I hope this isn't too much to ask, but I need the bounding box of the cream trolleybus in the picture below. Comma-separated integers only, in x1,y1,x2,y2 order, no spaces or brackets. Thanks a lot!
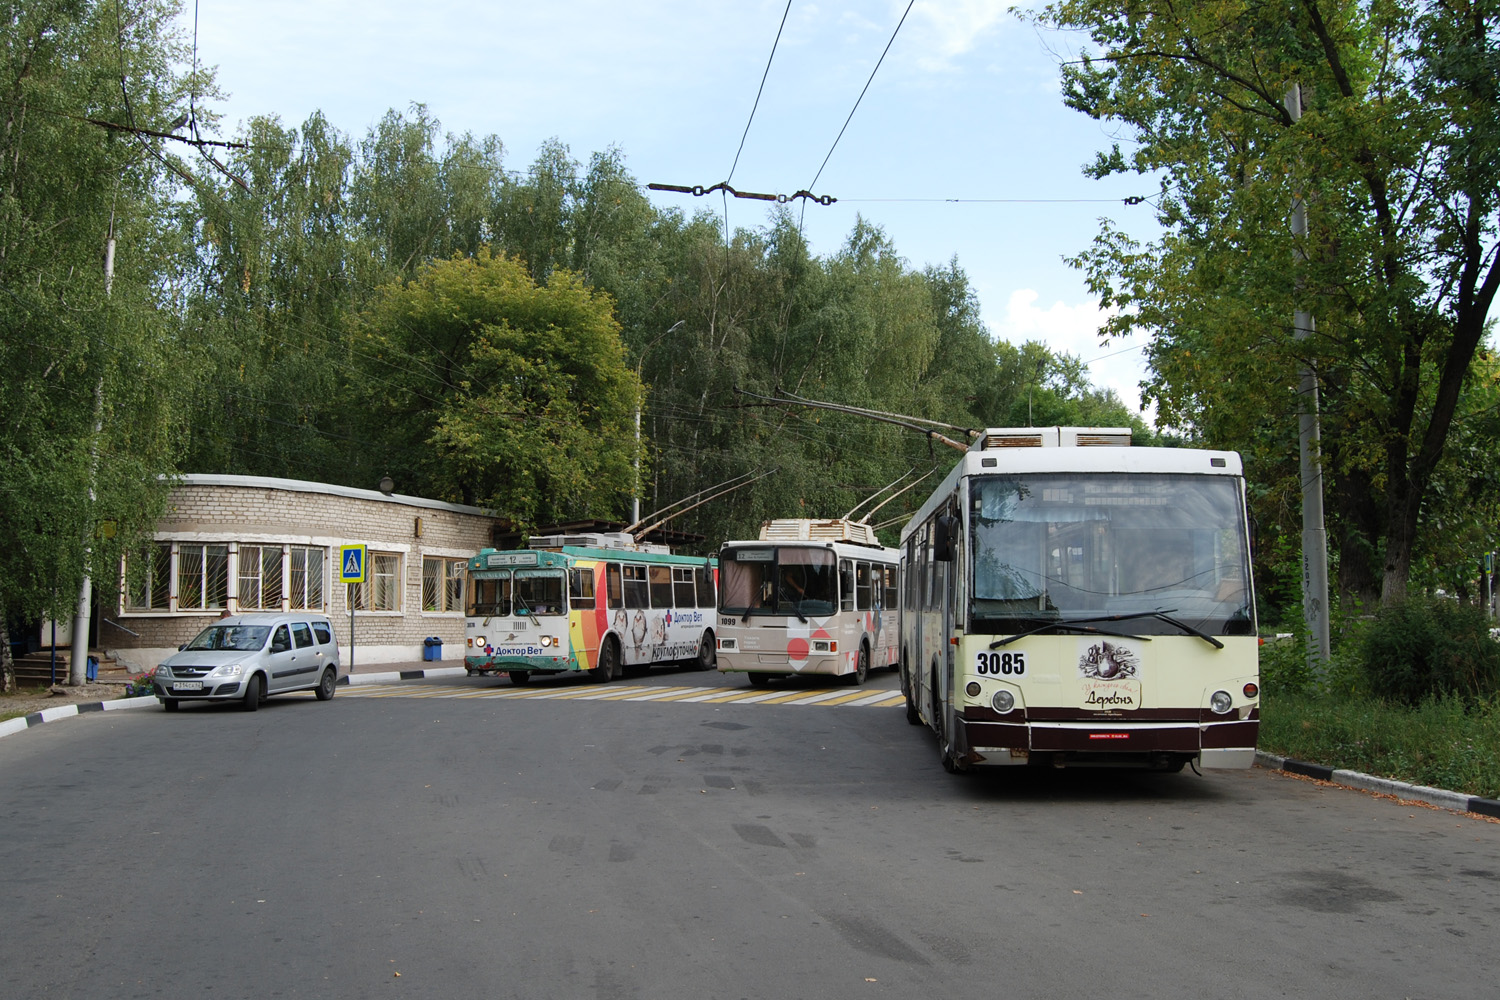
899,428,1259,773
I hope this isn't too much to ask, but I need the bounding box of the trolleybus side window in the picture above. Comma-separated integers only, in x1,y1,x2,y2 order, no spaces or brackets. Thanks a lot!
883,566,898,612
856,562,873,611
695,564,716,608
569,568,596,609
605,563,624,609
839,560,855,612
648,565,673,608
672,567,696,608
623,564,649,609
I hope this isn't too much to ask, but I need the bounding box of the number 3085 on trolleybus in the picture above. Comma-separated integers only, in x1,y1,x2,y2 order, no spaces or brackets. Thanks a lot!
464,532,718,685
900,427,1260,773
715,518,900,687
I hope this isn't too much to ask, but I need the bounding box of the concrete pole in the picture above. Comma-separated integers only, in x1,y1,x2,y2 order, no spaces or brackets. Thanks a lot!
1285,84,1332,673
69,234,113,685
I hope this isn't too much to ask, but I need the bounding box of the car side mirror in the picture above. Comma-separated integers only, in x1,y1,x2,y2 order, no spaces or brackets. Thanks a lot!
178,644,186,651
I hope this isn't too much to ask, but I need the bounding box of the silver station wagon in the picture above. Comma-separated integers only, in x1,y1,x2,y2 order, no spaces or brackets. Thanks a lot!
151,613,342,712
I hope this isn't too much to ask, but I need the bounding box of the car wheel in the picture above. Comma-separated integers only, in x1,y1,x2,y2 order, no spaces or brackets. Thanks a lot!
315,666,337,701
242,673,264,712
163,699,179,713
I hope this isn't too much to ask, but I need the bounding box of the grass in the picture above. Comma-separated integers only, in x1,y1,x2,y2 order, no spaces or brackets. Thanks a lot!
1259,690,1500,800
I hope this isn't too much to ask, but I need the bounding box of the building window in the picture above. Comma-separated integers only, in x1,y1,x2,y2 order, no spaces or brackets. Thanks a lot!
422,557,466,612
239,544,285,611
178,543,229,610
125,543,172,611
288,546,326,610
349,551,401,611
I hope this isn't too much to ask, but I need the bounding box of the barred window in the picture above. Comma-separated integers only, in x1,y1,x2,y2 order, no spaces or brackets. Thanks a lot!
288,546,326,610
126,543,172,611
422,557,466,612
239,544,285,611
178,543,229,610
349,551,401,611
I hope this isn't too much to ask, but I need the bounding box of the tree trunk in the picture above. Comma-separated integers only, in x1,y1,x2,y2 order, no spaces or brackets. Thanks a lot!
1,621,14,694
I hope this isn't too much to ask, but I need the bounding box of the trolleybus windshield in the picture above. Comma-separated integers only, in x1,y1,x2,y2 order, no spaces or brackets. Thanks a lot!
969,473,1253,636
514,569,566,616
719,547,837,618
466,574,512,618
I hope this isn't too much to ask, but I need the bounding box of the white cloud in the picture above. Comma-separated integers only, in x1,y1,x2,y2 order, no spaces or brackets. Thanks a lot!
992,289,1153,418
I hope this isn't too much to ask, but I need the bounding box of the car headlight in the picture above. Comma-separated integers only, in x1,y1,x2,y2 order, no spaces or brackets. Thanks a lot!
1209,690,1234,714
209,664,243,678
154,664,172,679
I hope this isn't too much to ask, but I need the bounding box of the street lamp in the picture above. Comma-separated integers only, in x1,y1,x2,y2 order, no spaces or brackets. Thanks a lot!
378,474,394,496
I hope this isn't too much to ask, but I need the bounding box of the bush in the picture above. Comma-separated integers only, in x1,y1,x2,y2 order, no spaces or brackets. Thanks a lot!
1258,632,1314,696
1356,598,1500,704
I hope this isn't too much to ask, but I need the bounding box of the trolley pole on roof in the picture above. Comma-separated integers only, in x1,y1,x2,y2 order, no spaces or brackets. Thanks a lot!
1286,82,1331,675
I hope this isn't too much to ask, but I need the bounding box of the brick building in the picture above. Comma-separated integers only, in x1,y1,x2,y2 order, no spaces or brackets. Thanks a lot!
105,474,500,670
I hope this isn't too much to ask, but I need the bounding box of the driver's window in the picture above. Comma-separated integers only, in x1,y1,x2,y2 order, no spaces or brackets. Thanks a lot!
272,625,291,652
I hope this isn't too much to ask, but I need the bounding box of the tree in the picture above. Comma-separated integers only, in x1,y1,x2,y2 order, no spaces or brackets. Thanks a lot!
1037,0,1500,603
0,0,197,688
354,248,642,530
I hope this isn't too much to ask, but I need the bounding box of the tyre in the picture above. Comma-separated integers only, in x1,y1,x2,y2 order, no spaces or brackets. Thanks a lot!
162,699,179,713
508,670,531,686
315,666,337,701
748,672,771,688
692,632,716,671
844,645,869,686
242,673,264,712
901,665,921,726
591,639,618,683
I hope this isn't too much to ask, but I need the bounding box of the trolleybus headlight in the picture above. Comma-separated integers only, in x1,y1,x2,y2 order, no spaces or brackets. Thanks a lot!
991,689,1015,713
473,635,486,648
812,640,831,653
1210,690,1234,714
965,681,982,697
539,635,551,647
1243,682,1259,699
718,638,736,651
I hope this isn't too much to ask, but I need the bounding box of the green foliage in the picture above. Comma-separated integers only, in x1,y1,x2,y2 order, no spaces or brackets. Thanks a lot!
355,249,641,531
1031,0,1500,609
1259,691,1500,800
1355,598,1500,705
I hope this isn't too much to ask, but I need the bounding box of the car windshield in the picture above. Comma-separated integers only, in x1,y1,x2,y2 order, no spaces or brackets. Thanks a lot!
184,624,271,651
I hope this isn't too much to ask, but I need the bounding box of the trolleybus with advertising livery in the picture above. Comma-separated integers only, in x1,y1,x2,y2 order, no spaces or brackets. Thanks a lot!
716,518,900,687
900,427,1259,773
464,532,718,685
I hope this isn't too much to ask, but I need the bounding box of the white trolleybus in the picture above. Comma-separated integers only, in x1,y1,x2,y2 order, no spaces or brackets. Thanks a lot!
900,427,1259,773
716,518,900,687
464,532,718,685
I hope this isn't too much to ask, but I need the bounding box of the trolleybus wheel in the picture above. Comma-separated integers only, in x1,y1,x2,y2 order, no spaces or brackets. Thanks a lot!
748,672,772,688
591,640,618,683
692,632,716,671
901,666,921,726
508,670,531,686
844,645,869,686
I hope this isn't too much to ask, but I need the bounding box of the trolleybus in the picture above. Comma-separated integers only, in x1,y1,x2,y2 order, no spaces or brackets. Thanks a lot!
717,519,900,687
464,532,718,685
900,427,1259,773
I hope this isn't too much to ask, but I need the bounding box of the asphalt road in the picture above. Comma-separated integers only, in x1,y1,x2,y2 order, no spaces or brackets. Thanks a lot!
3,666,1496,999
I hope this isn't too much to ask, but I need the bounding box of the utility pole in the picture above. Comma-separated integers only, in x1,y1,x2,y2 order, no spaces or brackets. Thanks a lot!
70,226,113,685
1285,83,1331,674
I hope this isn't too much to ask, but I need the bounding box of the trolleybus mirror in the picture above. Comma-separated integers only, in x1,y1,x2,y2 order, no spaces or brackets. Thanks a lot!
935,514,958,563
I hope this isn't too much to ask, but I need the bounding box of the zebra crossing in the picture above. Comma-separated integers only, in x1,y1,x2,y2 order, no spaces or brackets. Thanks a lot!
341,680,907,710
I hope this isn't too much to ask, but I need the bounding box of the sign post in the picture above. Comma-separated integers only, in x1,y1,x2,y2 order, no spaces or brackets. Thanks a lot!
340,545,367,671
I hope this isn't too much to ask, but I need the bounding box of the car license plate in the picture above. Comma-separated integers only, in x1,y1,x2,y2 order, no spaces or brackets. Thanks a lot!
171,681,203,692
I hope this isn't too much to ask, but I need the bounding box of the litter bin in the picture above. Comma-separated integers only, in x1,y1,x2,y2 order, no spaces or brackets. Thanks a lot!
423,637,442,662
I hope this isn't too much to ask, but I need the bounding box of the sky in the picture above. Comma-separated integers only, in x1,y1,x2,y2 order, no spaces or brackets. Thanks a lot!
181,0,1161,418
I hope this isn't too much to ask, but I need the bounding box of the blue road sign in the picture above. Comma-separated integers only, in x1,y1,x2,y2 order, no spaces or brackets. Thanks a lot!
340,545,367,584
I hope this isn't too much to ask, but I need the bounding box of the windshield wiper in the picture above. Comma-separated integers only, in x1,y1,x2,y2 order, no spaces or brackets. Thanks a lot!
780,603,809,624
988,608,1223,649
513,593,540,627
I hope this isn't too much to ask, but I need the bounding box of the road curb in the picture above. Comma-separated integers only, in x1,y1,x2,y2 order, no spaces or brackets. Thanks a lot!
0,695,161,741
1255,750,1500,819
1,666,470,741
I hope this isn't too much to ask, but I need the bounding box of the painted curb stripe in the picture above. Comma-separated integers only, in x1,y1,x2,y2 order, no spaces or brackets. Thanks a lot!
1255,751,1497,820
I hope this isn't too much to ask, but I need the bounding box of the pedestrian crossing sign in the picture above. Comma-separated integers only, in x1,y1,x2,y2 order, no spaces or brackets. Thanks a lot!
340,545,367,584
